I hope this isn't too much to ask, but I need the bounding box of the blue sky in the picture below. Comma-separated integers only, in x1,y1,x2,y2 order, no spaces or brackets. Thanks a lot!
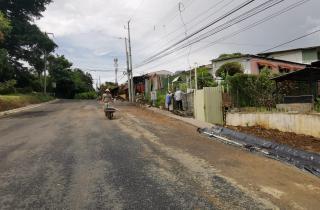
36,0,320,84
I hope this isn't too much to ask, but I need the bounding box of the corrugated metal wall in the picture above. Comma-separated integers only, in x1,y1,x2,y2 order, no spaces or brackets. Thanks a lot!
194,90,206,122
194,87,223,125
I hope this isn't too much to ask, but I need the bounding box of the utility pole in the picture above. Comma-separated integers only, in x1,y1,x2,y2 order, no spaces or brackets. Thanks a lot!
124,37,132,102
127,20,134,102
114,58,118,85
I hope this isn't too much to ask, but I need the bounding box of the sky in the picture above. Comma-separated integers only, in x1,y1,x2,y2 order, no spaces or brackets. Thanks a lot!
36,0,320,84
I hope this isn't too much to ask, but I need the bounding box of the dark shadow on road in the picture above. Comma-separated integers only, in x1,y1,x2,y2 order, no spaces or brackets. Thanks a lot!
8,110,55,119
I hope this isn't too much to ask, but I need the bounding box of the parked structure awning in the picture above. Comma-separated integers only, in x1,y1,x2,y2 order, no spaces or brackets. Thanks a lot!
271,66,320,82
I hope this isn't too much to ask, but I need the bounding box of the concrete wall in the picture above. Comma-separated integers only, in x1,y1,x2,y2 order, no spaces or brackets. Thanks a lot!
267,50,303,63
226,112,320,138
302,48,319,64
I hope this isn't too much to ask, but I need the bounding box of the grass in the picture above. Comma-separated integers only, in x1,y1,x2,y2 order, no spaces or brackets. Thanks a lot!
0,93,54,112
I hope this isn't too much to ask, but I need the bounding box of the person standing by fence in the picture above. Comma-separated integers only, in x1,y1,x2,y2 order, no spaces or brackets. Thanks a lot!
165,91,172,111
174,88,183,111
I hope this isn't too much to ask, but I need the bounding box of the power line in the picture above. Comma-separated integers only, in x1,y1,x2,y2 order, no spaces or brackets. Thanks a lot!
158,0,235,50
137,0,256,66
135,0,310,72
133,0,194,53
136,0,284,68
259,28,320,53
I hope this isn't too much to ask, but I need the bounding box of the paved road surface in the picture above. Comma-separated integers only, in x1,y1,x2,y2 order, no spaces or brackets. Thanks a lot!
0,100,319,209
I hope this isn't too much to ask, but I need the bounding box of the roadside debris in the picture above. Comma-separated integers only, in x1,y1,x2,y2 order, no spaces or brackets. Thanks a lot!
198,126,320,177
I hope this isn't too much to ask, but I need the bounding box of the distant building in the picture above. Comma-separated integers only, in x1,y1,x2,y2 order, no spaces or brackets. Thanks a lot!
259,46,320,64
211,54,306,77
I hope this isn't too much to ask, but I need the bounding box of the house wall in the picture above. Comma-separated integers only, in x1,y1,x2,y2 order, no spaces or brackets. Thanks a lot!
302,48,319,64
266,50,303,63
249,58,305,75
226,112,320,138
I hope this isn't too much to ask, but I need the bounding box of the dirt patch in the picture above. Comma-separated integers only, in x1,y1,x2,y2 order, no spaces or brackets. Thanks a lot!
227,125,320,154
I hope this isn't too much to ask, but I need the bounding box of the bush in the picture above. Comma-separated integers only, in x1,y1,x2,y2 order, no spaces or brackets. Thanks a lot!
216,62,244,79
315,98,320,112
16,87,33,94
156,93,166,107
0,79,16,94
226,69,276,108
74,91,98,100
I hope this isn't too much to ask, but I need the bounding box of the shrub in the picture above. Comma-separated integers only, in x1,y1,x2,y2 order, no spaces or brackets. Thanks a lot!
315,98,320,112
156,93,166,107
0,79,16,94
216,62,244,79
16,87,33,94
74,91,98,100
226,69,276,108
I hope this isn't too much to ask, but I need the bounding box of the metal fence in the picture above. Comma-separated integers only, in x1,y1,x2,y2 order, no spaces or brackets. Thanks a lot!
194,87,224,125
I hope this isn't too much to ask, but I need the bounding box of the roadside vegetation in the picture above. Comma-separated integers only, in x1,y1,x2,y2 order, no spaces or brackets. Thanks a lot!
0,93,53,112
0,1,94,104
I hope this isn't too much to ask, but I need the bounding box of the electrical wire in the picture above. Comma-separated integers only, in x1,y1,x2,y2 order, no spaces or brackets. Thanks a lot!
259,28,320,53
135,0,310,72
136,0,283,68
136,0,257,66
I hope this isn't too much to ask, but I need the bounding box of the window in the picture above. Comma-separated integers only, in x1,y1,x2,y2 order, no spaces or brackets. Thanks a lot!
279,66,290,74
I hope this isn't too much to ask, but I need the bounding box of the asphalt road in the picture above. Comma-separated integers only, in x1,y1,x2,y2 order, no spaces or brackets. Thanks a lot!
0,100,319,209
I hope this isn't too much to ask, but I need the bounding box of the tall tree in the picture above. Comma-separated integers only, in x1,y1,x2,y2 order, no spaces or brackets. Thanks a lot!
0,0,56,70
0,12,11,42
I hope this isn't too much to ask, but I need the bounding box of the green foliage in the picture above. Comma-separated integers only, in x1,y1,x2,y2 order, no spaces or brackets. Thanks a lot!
0,0,59,95
0,12,11,42
179,83,188,92
197,67,217,89
156,93,166,107
0,93,53,112
0,80,16,94
216,62,244,79
315,98,320,112
0,49,14,82
217,53,243,60
226,69,276,108
74,91,98,100
47,55,93,98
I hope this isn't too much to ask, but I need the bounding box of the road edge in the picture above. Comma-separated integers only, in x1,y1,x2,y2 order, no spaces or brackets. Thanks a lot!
0,99,60,118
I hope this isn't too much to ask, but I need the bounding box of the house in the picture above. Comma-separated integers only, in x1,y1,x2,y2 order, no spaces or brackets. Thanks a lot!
259,46,320,64
131,70,172,99
211,54,306,77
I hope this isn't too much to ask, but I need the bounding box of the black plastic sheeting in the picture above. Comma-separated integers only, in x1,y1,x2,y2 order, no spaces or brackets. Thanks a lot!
199,126,320,177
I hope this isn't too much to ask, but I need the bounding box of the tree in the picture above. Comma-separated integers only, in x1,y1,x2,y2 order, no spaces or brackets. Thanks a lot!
197,67,217,89
0,12,11,42
217,53,243,60
0,0,52,21
216,62,244,79
47,55,93,98
1,0,56,72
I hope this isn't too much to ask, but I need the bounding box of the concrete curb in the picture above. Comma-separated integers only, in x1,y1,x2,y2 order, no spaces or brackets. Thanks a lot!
144,105,213,129
0,99,60,118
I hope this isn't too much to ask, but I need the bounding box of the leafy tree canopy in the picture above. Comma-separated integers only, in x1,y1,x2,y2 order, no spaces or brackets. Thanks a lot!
216,62,244,79
0,12,11,42
0,0,52,20
217,53,244,60
197,67,217,89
